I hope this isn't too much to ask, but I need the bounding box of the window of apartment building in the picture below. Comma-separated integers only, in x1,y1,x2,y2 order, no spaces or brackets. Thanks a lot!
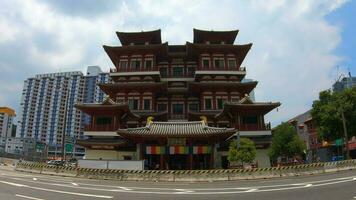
202,58,210,68
143,99,151,110
214,58,225,69
227,58,237,69
119,60,128,71
144,59,153,70
157,103,167,112
172,103,184,115
130,59,141,70
128,99,139,110
159,67,168,77
204,98,212,110
172,66,184,77
188,103,199,111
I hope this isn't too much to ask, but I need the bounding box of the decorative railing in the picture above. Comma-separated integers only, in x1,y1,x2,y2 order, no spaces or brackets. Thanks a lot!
170,114,186,120
84,124,119,132
196,66,246,71
110,67,159,73
238,123,271,131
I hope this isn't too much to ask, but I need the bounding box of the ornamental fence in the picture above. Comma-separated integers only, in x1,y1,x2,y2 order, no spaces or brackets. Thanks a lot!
15,159,356,182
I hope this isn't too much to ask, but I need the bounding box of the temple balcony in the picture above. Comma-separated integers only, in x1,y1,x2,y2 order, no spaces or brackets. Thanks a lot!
238,122,271,131
237,123,272,137
110,67,159,73
84,124,120,132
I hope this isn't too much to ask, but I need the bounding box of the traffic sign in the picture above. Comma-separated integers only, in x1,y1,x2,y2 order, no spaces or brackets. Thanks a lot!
65,143,73,153
35,142,45,153
335,138,343,146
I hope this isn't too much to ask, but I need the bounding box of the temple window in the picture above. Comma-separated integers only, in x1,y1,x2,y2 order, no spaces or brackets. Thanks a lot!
187,67,196,76
172,103,184,115
119,60,128,71
204,97,212,110
144,59,153,70
128,98,139,110
242,116,258,124
202,58,210,68
172,66,184,77
216,97,226,110
231,96,240,102
130,59,141,71
214,58,225,69
227,58,237,69
159,67,168,77
188,103,199,111
157,103,167,112
96,116,112,125
143,99,151,110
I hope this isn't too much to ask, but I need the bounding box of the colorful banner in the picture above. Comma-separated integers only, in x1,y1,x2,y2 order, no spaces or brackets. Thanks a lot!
146,146,212,154
146,146,166,154
169,146,189,154
193,146,212,154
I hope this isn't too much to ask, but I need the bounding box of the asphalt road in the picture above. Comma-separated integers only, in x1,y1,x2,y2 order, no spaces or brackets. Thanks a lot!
0,165,355,200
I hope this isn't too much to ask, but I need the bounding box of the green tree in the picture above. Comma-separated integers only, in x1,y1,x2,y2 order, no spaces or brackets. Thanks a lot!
228,138,256,166
311,87,356,141
269,123,306,162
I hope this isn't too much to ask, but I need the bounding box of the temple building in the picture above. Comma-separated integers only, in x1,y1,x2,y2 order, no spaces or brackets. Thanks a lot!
75,29,280,169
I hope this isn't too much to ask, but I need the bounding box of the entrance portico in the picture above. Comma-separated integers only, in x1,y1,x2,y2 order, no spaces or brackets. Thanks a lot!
117,119,235,170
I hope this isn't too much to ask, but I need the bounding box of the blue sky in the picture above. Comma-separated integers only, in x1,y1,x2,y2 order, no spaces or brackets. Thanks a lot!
0,0,355,126
326,0,356,78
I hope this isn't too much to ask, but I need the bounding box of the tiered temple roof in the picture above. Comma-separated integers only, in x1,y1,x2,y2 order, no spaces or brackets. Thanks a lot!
117,120,236,138
116,29,162,45
193,29,239,44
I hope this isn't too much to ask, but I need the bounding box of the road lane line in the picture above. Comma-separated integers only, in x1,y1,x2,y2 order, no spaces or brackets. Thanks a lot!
32,178,37,181
71,183,78,186
15,194,44,200
0,180,113,199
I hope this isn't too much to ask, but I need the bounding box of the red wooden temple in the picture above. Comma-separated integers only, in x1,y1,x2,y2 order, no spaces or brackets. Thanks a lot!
75,29,280,169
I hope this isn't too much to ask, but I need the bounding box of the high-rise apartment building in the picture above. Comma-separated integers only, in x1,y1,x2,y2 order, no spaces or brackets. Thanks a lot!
0,107,16,138
16,71,85,145
333,74,356,92
16,67,109,154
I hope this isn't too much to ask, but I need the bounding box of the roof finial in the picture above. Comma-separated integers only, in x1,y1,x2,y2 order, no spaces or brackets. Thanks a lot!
200,116,207,125
147,116,154,126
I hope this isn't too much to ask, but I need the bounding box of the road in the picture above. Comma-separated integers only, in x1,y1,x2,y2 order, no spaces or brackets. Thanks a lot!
0,166,355,200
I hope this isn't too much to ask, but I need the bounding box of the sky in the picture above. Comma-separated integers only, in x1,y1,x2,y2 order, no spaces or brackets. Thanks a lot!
0,0,355,126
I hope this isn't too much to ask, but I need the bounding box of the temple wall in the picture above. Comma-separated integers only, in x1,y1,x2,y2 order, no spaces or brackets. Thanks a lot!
85,150,136,160
255,149,271,168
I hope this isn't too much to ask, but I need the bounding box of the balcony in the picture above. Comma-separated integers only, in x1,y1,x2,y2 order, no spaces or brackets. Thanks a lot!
238,123,271,131
84,124,119,132
196,66,246,71
110,67,159,73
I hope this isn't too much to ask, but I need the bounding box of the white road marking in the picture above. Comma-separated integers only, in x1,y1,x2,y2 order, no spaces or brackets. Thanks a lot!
15,194,44,200
32,178,37,181
246,188,258,192
0,180,113,199
304,184,313,187
71,182,78,186
117,186,131,191
0,180,25,187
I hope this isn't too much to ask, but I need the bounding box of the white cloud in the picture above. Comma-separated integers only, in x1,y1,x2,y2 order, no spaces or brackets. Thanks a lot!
0,0,350,126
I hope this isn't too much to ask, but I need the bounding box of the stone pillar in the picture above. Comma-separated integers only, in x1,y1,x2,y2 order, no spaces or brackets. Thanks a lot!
213,143,221,168
136,143,141,160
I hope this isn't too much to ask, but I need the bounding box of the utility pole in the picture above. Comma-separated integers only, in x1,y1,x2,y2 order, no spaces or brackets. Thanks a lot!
341,110,350,159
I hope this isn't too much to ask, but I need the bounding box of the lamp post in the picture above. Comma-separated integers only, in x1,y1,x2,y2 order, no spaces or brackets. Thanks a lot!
341,110,350,160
